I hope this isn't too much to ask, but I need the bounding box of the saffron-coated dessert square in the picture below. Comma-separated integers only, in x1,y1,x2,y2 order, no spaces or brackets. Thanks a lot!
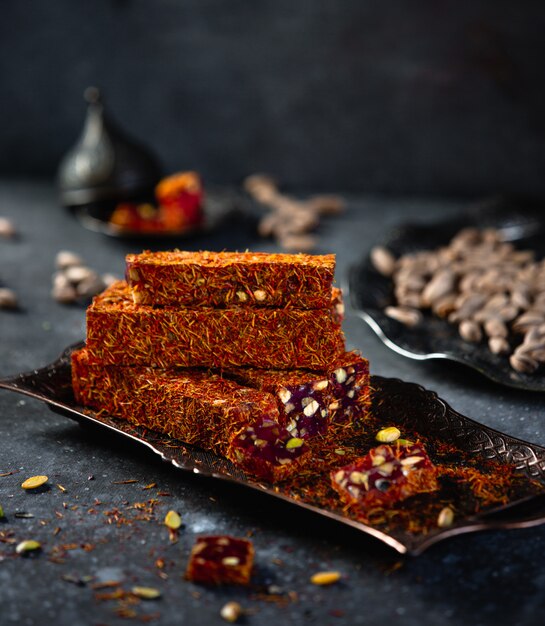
330,442,438,508
125,250,336,308
224,351,370,440
72,347,278,449
85,281,345,370
72,347,309,481
185,535,255,585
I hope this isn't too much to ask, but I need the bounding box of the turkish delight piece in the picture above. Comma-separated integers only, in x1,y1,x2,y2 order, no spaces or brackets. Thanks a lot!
185,535,254,585
227,418,310,482
72,347,277,453
327,353,371,431
330,443,438,508
85,281,345,370
224,351,370,440
72,348,307,481
224,368,330,438
125,250,336,309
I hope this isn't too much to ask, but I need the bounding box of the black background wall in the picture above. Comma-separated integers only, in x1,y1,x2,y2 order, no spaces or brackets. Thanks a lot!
1,0,545,195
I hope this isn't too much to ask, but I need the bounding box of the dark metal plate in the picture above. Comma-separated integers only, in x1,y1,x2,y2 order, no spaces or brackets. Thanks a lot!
348,197,545,391
2,343,545,555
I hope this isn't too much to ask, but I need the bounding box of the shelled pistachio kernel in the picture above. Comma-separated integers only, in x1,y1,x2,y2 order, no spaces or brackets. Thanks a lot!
0,288,18,309
253,289,267,301
437,507,455,528
376,427,401,443
0,217,16,238
16,539,41,555
164,510,182,530
220,601,243,623
310,571,342,586
21,475,48,490
286,437,305,450
55,250,84,270
131,586,161,600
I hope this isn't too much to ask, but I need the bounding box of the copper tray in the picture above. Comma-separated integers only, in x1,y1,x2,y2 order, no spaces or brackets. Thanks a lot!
2,343,545,555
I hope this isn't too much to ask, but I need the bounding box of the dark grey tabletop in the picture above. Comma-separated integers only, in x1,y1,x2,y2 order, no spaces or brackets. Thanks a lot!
1,180,544,626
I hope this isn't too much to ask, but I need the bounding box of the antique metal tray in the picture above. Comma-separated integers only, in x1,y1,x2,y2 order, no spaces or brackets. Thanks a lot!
348,198,545,391
2,343,545,556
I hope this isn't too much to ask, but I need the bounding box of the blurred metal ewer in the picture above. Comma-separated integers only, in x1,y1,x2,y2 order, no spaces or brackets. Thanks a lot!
57,87,162,206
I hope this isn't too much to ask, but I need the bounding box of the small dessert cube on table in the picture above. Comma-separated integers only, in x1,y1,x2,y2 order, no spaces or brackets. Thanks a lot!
186,535,254,585
331,442,438,508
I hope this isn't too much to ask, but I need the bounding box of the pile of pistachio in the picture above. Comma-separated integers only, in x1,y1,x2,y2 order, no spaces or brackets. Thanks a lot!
0,218,117,309
371,227,545,374
52,251,117,304
244,174,344,252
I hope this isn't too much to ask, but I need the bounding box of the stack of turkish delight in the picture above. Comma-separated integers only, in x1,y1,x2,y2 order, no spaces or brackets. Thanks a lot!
72,251,370,482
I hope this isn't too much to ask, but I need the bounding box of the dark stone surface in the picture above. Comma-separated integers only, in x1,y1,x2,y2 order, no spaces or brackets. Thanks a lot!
2,2,545,194
1,180,545,625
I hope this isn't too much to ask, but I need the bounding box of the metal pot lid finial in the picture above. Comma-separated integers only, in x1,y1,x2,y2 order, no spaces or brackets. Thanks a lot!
58,87,162,206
